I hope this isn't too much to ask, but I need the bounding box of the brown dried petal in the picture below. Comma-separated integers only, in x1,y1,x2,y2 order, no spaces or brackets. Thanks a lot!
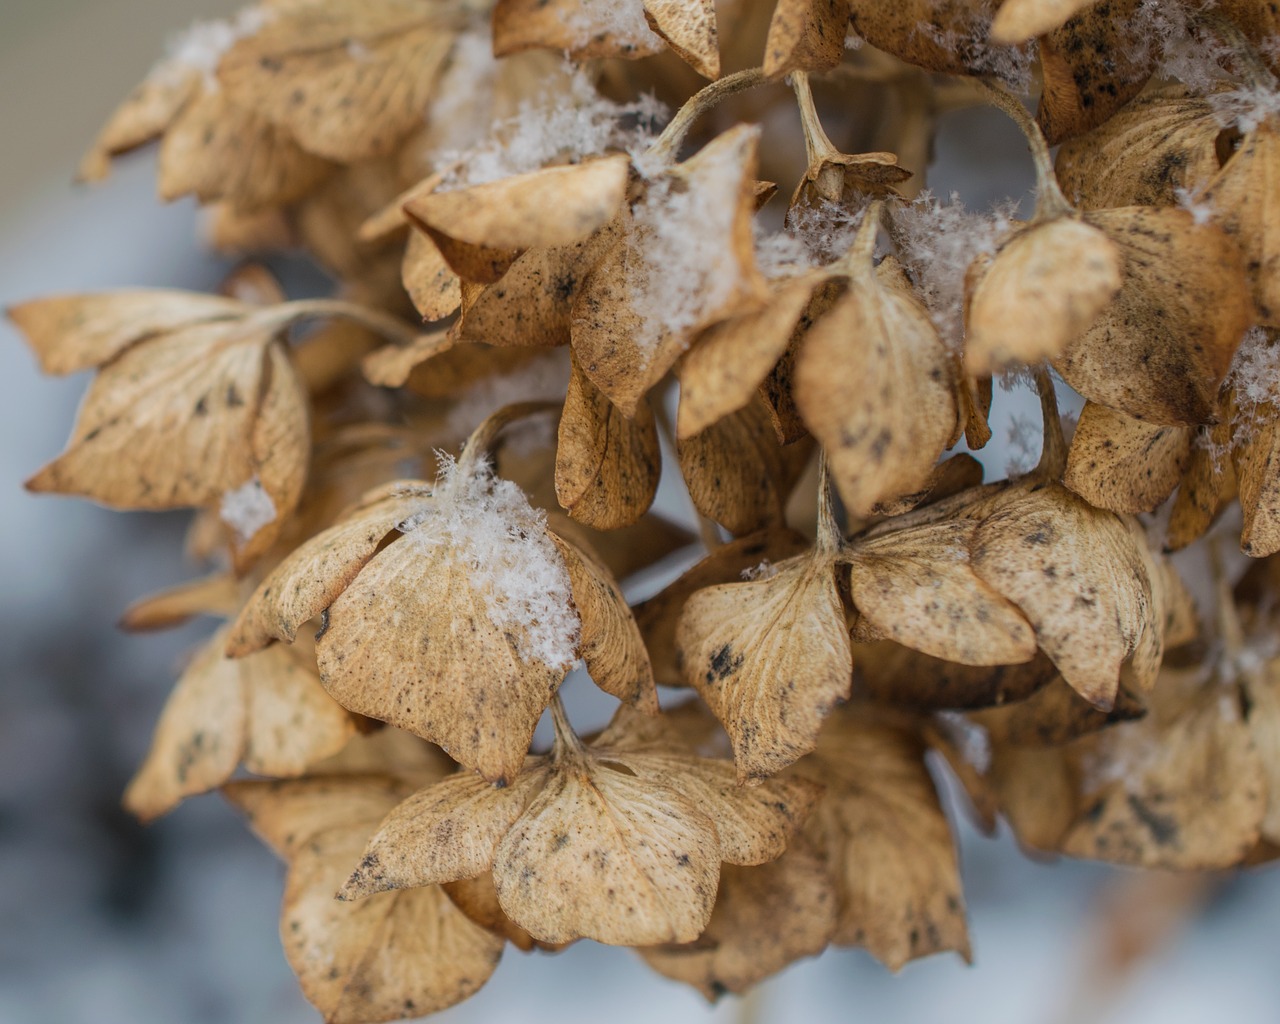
635,529,810,688
340,768,548,898
1035,0,1157,145
677,555,852,782
10,290,245,375
643,0,721,78
965,217,1121,376
227,778,503,1024
971,484,1154,709
803,709,970,970
1055,89,1221,209
402,230,463,322
764,0,853,76
1063,686,1266,868
556,353,661,529
404,157,630,284
677,275,822,440
158,89,333,210
125,629,356,821
218,5,456,162
639,839,837,998
228,486,430,655
1064,402,1194,514
797,262,958,516
679,398,813,537
316,532,567,783
990,0,1101,41
493,760,721,944
549,534,659,712
846,518,1038,666
1200,119,1280,324
1055,207,1252,425
492,0,665,61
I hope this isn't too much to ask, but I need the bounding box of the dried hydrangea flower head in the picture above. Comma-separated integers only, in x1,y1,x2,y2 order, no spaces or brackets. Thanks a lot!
14,0,1280,1018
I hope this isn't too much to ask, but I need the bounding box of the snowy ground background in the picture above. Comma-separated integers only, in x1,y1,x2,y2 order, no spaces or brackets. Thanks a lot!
3,2,1280,1022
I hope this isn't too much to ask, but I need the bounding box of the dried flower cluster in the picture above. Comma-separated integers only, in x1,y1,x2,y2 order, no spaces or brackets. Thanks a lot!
15,0,1280,1020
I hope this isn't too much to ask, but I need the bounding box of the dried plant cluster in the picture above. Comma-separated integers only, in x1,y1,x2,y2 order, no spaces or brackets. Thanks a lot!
15,0,1280,1019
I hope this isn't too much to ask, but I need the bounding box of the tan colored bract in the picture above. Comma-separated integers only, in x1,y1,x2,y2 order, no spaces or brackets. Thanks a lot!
18,0,1280,1018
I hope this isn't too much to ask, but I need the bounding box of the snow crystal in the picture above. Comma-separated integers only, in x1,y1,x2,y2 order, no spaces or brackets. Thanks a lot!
398,455,580,669
440,68,665,190
219,477,276,543
890,190,1018,352
165,7,271,90
1226,326,1280,442
443,350,571,459
740,560,778,581
1175,186,1215,226
754,201,864,278
564,0,663,51
935,711,992,775
625,131,756,357
913,12,1034,90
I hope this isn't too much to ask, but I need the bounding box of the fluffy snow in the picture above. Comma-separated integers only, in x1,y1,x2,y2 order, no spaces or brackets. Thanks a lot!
935,711,992,775
219,476,276,543
440,68,665,190
624,131,754,357
397,454,580,670
754,200,864,278
564,0,663,51
1226,326,1280,440
890,190,1018,353
164,7,271,90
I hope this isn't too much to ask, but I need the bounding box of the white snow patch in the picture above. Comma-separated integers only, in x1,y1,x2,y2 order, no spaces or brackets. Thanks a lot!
891,190,1018,353
754,200,864,278
164,7,271,90
624,130,756,357
1175,186,1215,226
935,711,992,775
740,559,778,581
219,477,276,543
1227,326,1280,440
913,12,1034,89
439,68,665,190
564,0,663,51
397,455,580,669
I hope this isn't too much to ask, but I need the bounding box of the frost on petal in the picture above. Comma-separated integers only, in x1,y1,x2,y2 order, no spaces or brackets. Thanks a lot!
401,455,581,671
440,68,665,190
891,190,1018,352
164,6,272,90
220,476,278,544
565,0,664,51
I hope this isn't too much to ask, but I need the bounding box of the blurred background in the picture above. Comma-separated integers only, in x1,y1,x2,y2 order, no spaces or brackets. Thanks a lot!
3,2,1280,1022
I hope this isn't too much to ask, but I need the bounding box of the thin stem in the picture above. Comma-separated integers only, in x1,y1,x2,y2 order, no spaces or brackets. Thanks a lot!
1209,537,1246,665
644,67,769,167
457,401,562,476
254,299,423,348
815,452,841,555
1031,366,1067,480
977,80,1072,221
792,71,839,166
549,693,588,761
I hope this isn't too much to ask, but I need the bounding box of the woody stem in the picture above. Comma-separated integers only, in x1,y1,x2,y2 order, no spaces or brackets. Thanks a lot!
549,693,588,760
792,71,840,166
977,80,1072,221
268,299,423,348
816,452,842,555
645,67,769,165
1032,366,1067,480
457,401,562,476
